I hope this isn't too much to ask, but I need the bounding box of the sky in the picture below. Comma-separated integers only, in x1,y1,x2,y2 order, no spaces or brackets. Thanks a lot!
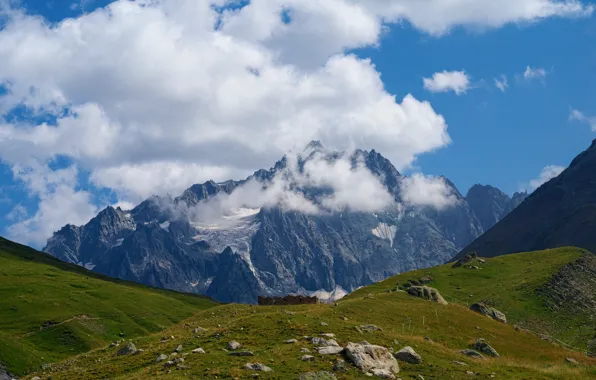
0,0,595,248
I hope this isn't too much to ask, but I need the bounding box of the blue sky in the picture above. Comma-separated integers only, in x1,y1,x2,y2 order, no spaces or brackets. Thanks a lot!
0,0,595,247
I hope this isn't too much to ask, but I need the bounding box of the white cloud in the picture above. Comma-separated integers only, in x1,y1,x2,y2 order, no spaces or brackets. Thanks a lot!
494,75,508,92
6,204,27,221
523,65,547,81
0,0,591,244
5,163,98,247
526,165,565,191
569,109,596,131
399,174,458,210
423,71,470,95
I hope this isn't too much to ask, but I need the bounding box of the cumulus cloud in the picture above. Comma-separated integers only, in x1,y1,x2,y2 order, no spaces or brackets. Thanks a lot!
494,75,508,92
569,109,596,131
523,65,547,81
0,0,591,245
423,71,471,95
526,165,565,191
399,174,458,210
5,163,98,247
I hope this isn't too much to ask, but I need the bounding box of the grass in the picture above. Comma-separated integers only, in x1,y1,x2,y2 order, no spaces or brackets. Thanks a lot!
28,247,596,379
0,237,218,376
350,246,595,351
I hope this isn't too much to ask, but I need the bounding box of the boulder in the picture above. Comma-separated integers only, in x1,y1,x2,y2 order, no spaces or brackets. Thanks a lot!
371,368,396,379
192,327,207,334
244,363,273,372
174,344,183,353
452,252,477,268
301,347,310,353
460,349,485,359
407,286,448,305
302,355,315,362
473,339,499,357
344,342,399,374
227,340,242,350
318,346,344,355
470,303,507,323
359,324,383,332
156,354,168,363
285,339,297,344
565,357,579,364
312,337,338,346
299,372,337,380
116,342,137,356
394,346,421,364
192,348,206,354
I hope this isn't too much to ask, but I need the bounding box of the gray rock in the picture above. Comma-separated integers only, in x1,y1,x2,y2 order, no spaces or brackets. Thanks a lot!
229,351,255,356
318,346,344,355
301,347,311,353
244,363,272,372
156,354,168,363
285,339,297,344
31,377,41,380
192,327,207,334
565,357,579,364
473,339,499,357
227,340,242,350
407,286,448,305
299,372,337,380
359,324,383,332
302,355,315,362
116,342,137,356
174,344,183,353
394,346,421,364
320,333,336,338
311,337,338,347
452,361,468,366
452,252,477,268
460,349,485,359
469,303,507,323
192,348,205,354
371,368,396,379
163,360,175,368
344,342,399,374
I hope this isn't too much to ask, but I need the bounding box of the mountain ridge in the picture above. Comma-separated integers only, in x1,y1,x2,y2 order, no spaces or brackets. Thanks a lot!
458,138,596,259
44,144,524,304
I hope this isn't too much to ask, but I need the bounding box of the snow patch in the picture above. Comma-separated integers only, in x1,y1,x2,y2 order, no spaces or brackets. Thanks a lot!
160,221,170,231
76,261,95,270
372,223,397,247
113,238,124,247
191,208,261,254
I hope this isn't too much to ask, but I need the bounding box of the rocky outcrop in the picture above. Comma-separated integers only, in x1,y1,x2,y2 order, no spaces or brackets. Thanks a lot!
452,252,477,268
407,286,448,305
344,342,399,374
394,346,421,364
470,303,507,323
458,139,596,259
473,339,499,357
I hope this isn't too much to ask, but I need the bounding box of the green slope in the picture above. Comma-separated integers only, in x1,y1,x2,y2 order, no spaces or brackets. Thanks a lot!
351,247,596,351
0,237,217,376
31,247,596,380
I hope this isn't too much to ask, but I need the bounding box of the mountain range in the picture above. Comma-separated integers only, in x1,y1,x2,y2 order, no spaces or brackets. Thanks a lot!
44,143,526,304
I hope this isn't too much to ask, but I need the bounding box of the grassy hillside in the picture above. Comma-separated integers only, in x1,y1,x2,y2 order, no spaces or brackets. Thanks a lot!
30,247,596,379
0,237,217,376
351,247,596,351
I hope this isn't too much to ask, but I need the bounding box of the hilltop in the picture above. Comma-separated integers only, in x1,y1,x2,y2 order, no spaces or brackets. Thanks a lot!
23,246,596,379
0,237,217,378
